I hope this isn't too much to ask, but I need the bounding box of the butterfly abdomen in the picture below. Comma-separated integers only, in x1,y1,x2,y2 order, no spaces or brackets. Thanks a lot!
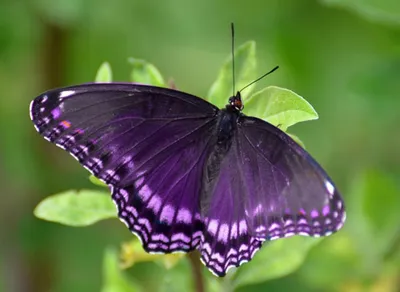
199,109,240,214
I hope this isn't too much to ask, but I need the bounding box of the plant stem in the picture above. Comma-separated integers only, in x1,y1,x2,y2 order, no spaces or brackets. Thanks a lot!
187,252,205,292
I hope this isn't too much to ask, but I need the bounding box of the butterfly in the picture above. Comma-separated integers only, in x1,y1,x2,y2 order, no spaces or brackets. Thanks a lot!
29,80,346,276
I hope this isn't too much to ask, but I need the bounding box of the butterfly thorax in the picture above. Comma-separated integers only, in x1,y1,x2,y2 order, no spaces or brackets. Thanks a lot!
200,100,242,214
216,107,239,145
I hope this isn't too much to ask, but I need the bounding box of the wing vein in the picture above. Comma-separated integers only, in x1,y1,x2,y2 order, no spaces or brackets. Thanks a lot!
241,130,287,182
134,118,216,172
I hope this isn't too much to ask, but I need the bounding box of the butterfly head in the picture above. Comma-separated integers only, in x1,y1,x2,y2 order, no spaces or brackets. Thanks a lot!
228,91,244,111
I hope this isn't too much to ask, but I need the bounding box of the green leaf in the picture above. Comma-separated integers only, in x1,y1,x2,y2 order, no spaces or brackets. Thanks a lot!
345,170,400,272
120,239,184,270
296,232,360,290
233,237,322,288
89,174,108,188
207,41,256,108
102,248,142,292
34,189,116,226
321,0,400,26
288,133,306,148
362,171,400,237
243,86,318,131
95,62,113,83
32,0,85,28
359,171,400,257
128,58,165,87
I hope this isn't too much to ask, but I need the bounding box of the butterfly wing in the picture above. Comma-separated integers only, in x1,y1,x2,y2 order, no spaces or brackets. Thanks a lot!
30,83,219,253
199,140,263,276
237,116,346,240
199,115,346,276
30,84,345,276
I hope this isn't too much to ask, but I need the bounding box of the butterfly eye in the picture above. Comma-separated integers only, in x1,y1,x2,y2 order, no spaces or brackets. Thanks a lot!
234,99,243,110
229,94,243,111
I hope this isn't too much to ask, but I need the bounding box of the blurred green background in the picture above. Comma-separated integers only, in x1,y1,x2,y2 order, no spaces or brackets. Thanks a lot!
1,0,400,291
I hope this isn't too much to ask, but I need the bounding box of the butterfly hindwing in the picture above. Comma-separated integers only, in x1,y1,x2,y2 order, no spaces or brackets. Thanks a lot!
237,116,346,240
199,140,263,276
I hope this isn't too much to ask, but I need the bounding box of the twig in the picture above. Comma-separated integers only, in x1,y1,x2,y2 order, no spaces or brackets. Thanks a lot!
187,252,205,292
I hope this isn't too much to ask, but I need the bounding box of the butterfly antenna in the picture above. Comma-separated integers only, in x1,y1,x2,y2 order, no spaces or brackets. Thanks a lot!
239,65,279,93
231,22,236,97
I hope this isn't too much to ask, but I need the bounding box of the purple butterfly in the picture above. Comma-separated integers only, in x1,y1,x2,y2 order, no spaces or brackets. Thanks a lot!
29,82,346,276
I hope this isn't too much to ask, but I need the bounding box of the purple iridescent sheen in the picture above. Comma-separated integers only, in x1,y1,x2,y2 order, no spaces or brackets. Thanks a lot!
30,83,346,277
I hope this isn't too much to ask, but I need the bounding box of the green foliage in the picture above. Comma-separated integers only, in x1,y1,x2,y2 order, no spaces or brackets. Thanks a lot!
207,41,256,108
244,86,318,132
89,174,108,187
120,239,184,270
348,170,400,269
232,237,322,289
361,171,400,239
129,58,165,87
102,248,142,292
34,190,116,226
321,0,400,26
32,0,87,28
96,62,113,83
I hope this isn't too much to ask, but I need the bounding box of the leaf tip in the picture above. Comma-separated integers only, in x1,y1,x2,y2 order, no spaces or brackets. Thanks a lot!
95,62,113,83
